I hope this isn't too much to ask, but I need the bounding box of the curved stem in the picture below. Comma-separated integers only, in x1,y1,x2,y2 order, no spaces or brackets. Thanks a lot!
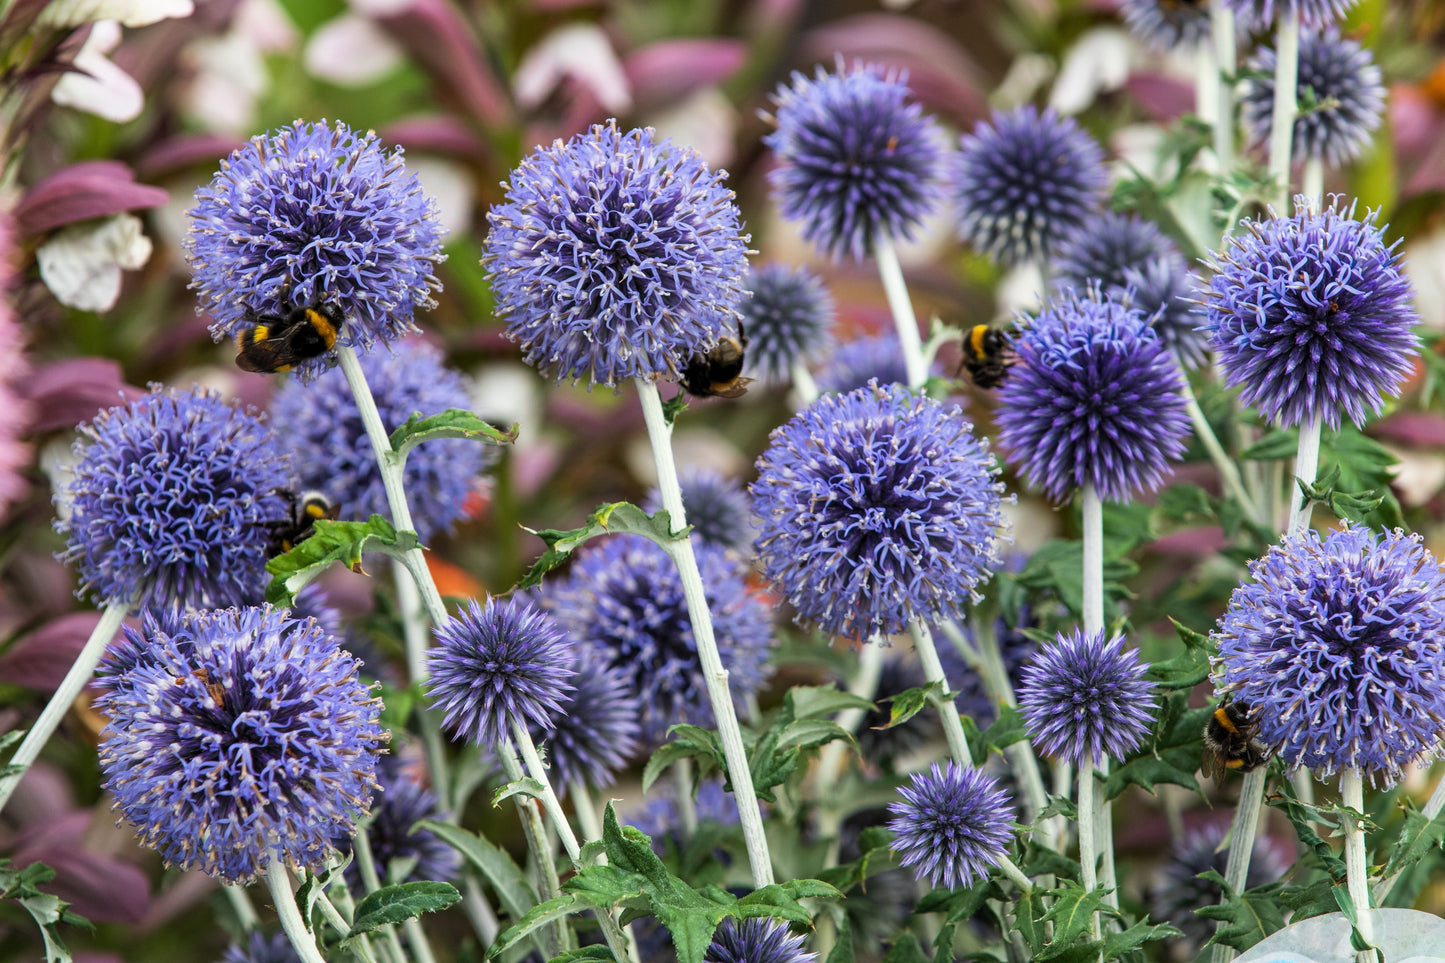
0,601,128,817
909,619,974,768
312,888,380,963
511,723,581,863
1341,770,1375,963
499,742,569,956
1267,11,1301,211
1180,379,1262,522
789,361,819,406
223,884,260,932
874,233,927,390
266,860,328,963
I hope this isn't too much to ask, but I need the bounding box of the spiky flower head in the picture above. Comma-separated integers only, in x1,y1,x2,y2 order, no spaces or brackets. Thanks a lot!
543,536,773,746
815,331,913,395
1222,0,1357,28
887,762,1013,889
1151,822,1292,951
705,919,818,963
752,382,1005,640
1119,0,1213,51
1242,30,1385,168
527,649,641,794
483,122,749,388
96,606,385,883
186,120,444,377
1212,525,1445,785
270,340,493,543
1203,200,1417,430
340,759,460,887
1018,628,1157,765
996,288,1190,503
740,263,835,385
644,467,755,554
1052,212,1175,295
427,597,577,747
59,387,290,610
1123,254,1210,369
220,930,301,963
953,105,1107,268
765,60,947,261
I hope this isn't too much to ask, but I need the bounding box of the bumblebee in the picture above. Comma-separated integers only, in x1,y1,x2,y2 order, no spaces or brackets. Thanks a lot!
234,303,346,373
958,323,1013,389
267,490,339,557
681,324,752,399
1201,700,1273,780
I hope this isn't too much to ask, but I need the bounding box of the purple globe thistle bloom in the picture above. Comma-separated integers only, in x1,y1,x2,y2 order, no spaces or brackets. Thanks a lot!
1203,201,1417,430
95,605,385,883
888,762,1013,889
187,121,444,377
1123,255,1211,369
1119,0,1212,51
995,288,1191,503
220,930,301,963
544,536,773,746
705,919,817,963
1242,30,1385,168
1052,211,1175,295
644,467,756,555
1222,0,1357,28
739,263,836,385
815,331,912,395
270,340,493,543
1150,822,1292,951
752,383,1005,640
59,387,290,611
1212,526,1445,785
427,597,577,747
340,759,460,887
527,650,641,794
954,105,1107,268
483,122,749,388
1017,628,1157,766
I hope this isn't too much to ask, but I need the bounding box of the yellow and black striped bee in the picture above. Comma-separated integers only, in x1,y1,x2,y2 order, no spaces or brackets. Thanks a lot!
1201,701,1273,780
958,323,1013,389
267,490,340,557
235,303,345,373
681,324,753,399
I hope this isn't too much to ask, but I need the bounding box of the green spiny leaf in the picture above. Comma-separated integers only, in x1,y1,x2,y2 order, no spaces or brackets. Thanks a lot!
419,821,539,924
265,515,419,606
514,503,686,591
350,881,460,935
488,894,587,958
388,408,517,462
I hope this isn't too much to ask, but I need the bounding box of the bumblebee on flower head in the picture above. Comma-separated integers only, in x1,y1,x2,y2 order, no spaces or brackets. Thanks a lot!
958,323,1013,389
234,303,346,374
1201,700,1274,780
681,324,753,399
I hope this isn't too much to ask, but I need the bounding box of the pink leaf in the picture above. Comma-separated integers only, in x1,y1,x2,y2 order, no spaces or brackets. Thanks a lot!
15,161,168,237
0,613,104,691
15,357,142,431
624,39,746,103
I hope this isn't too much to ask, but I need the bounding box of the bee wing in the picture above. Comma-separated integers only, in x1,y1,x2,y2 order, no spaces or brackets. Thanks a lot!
1201,749,1224,782
235,338,295,373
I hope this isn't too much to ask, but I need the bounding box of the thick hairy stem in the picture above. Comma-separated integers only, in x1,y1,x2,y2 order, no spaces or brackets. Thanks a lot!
814,641,885,799
1267,12,1301,210
1078,765,1101,941
1286,417,1323,536
1210,766,1268,963
1211,4,1237,172
1081,484,1104,637
511,723,582,863
1341,771,1376,963
266,860,329,963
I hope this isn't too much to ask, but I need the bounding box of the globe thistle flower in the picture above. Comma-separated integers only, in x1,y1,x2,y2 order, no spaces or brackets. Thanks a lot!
1222,0,1357,28
95,606,385,883
187,121,444,377
739,263,835,385
483,122,749,388
887,762,1013,889
427,597,577,748
220,930,301,963
995,287,1191,503
544,536,773,746
954,105,1107,268
1052,212,1175,295
270,340,493,543
1212,525,1445,784
1203,201,1417,430
341,759,460,887
527,650,641,794
1017,628,1157,765
753,383,1005,640
1151,822,1292,951
1123,255,1210,369
1241,31,1385,168
60,387,290,611
643,468,755,554
764,61,947,262
854,655,939,770
815,331,912,395
705,919,817,963
1119,0,1213,51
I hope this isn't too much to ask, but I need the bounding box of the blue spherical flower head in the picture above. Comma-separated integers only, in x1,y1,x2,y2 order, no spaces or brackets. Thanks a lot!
484,122,749,388
1242,30,1385,168
1123,254,1211,369
221,930,301,963
887,762,1013,889
187,121,444,377
544,536,773,746
1212,525,1445,785
1120,0,1212,51
527,649,641,794
1223,0,1357,28
815,331,912,395
753,383,1005,640
427,597,577,748
1052,211,1175,295
706,919,817,963
60,387,290,611
954,105,1107,268
270,340,493,543
341,759,460,887
643,467,755,554
1017,628,1157,765
1151,822,1292,952
765,61,948,261
740,263,836,385
95,605,385,883
995,287,1191,503
1204,200,1417,430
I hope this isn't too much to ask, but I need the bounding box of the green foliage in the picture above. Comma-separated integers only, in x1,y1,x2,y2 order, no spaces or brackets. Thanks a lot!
264,515,420,606
388,408,518,462
0,860,90,963
350,882,461,935
514,502,686,591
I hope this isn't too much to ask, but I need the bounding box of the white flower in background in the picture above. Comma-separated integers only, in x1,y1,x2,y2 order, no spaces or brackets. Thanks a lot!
38,0,192,28
304,13,402,87
409,157,474,237
36,213,152,312
514,22,631,113
646,86,737,169
50,21,142,122
179,0,295,133
1050,27,1132,115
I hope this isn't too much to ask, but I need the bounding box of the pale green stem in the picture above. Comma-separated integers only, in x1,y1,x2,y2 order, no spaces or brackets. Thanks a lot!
462,879,501,947
672,759,697,837
392,559,452,815
0,601,128,817
996,855,1034,895
1287,416,1323,535
1303,157,1324,206
1196,38,1218,140
1268,12,1301,210
909,619,974,768
1078,764,1101,941
223,884,260,931
499,742,569,956
570,777,604,845
814,640,885,799
312,887,381,963
959,616,1049,825
511,723,581,863
1210,766,1268,963
874,233,927,389
1097,757,1117,913
1211,4,1237,172
1081,483,1103,637
1341,770,1376,963
1181,379,1261,522
635,376,774,888
354,820,424,963
265,860,328,963
790,361,819,406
